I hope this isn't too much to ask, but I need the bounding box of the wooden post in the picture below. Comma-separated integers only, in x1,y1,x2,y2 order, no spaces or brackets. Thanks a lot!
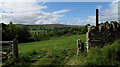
96,9,99,27
12,38,18,58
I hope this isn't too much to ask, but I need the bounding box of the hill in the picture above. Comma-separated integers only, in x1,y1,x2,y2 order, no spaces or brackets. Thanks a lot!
15,24,83,26
15,24,83,31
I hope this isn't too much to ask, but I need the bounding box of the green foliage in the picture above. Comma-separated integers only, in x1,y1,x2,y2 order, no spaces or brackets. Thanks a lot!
2,22,31,42
2,57,17,66
15,26,31,42
30,26,88,41
3,22,88,42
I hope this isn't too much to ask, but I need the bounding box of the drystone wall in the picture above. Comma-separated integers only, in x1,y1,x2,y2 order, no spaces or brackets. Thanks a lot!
86,21,120,52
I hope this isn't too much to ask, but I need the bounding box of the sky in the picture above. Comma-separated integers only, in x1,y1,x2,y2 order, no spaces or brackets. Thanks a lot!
0,0,119,25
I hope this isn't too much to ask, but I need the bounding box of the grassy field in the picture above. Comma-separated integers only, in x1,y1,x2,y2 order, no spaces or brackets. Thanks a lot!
3,34,120,66
4,34,86,66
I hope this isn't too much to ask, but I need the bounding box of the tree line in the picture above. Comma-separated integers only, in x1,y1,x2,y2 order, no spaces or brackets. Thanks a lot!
2,22,90,43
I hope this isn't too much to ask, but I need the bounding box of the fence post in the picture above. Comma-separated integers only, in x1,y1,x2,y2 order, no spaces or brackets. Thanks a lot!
12,38,18,58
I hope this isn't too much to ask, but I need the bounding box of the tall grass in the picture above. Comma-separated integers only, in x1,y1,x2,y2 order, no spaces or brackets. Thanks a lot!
67,39,120,65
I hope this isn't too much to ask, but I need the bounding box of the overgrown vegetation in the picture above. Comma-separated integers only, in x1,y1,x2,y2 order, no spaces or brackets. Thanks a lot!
67,39,120,65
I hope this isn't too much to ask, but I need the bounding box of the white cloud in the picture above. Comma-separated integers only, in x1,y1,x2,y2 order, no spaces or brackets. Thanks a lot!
73,1,119,25
35,10,68,24
1,0,119,25
88,16,96,20
1,0,70,24
110,0,119,6
70,16,95,25
96,5,102,10
0,0,114,2
100,0,119,22
1,0,44,2
53,9,70,14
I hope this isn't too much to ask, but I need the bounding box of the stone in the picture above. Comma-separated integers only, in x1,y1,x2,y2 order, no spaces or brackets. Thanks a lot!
99,25,104,31
86,21,120,52
77,39,84,55
88,26,96,32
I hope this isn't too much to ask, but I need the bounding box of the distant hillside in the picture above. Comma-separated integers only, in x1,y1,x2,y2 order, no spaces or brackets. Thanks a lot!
1,23,84,28
14,24,83,27
13,23,85,33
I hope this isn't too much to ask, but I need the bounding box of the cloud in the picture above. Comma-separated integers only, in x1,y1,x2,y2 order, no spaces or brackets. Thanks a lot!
110,0,119,6
1,0,70,24
35,10,70,24
100,0,119,22
88,16,96,20
53,9,70,14
70,16,95,25
1,0,44,2
65,1,119,26
1,0,118,25
1,0,114,2
96,5,102,10
73,1,119,25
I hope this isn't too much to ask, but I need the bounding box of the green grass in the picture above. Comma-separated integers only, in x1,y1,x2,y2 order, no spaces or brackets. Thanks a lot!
67,39,120,65
30,30,45,33
3,34,120,66
3,34,86,66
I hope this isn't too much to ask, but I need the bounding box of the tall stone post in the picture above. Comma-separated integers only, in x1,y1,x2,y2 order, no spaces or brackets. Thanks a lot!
86,32,89,52
86,26,92,52
77,39,80,55
77,39,83,55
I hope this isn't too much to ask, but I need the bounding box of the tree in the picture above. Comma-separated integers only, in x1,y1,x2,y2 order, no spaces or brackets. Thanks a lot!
7,21,16,40
2,22,31,42
2,23,10,41
16,26,31,42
